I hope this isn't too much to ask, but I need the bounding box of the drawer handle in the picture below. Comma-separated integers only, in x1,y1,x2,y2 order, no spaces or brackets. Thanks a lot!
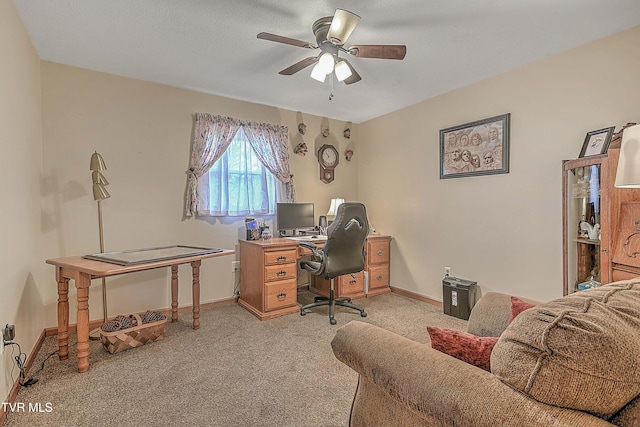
276,256,287,262
276,292,287,300
377,275,383,281
377,250,384,256
349,279,357,285
276,270,287,277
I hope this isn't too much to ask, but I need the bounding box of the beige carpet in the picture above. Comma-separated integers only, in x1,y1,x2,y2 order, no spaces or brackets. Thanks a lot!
4,291,467,427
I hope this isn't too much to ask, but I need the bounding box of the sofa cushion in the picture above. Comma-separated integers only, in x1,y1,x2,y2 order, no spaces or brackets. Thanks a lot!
427,326,498,371
508,296,535,323
491,280,640,417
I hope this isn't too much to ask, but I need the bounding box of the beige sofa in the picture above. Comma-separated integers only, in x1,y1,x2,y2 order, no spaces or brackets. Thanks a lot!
331,280,640,426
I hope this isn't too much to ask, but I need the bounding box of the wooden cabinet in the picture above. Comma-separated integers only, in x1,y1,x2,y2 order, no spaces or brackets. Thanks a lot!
604,130,640,282
238,239,300,320
562,126,640,294
365,235,392,296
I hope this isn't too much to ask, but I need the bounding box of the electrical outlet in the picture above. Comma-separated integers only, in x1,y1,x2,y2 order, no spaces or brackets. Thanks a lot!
3,324,15,341
1,324,15,355
231,261,240,272
444,266,451,277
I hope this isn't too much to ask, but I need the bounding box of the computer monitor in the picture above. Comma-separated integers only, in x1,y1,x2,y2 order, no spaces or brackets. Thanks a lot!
276,203,315,235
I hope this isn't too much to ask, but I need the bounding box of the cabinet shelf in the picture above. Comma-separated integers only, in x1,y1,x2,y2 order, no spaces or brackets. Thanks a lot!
575,238,601,245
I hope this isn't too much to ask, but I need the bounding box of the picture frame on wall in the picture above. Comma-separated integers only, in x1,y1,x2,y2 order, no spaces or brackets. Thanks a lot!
439,113,510,179
578,126,615,158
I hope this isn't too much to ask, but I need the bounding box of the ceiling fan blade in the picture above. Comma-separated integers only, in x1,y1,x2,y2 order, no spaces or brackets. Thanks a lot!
327,9,360,45
340,58,361,85
347,45,407,60
278,56,319,75
257,32,317,49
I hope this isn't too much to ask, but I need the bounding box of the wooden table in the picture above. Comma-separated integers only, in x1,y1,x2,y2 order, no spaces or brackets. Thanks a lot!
47,248,234,372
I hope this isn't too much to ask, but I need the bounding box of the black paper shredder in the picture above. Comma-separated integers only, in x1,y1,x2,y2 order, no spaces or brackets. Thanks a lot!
442,276,478,320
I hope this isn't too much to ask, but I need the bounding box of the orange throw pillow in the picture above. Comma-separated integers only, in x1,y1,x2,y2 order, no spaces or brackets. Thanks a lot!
509,296,536,323
427,326,499,371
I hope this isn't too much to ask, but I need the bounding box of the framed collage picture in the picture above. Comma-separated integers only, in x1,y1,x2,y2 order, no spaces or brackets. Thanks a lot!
439,113,510,179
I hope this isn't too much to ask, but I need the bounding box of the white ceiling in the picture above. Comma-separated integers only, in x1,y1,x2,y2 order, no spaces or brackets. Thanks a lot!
12,0,640,123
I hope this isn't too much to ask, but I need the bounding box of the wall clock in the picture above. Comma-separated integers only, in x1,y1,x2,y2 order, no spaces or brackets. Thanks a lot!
318,144,339,184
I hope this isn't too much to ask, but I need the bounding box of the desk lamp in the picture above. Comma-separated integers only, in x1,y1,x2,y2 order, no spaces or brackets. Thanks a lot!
326,198,345,224
90,151,110,339
615,124,640,188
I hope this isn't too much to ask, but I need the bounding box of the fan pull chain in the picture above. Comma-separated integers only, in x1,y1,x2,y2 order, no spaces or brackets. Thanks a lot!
329,72,334,100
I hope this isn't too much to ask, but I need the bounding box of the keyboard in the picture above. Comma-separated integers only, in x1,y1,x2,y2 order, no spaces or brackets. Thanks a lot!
286,235,328,241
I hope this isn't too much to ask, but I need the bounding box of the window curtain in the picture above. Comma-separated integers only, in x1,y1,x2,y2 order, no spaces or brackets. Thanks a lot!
185,114,241,217
242,121,295,202
185,113,295,218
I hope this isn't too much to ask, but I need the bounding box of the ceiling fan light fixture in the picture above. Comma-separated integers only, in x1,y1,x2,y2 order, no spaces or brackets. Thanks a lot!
328,9,361,44
318,52,335,74
310,63,327,82
334,60,352,82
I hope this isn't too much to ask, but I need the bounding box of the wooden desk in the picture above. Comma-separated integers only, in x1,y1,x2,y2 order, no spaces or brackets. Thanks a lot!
238,236,391,320
46,248,234,372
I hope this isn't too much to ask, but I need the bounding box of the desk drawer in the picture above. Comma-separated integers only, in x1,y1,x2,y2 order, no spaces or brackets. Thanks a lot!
612,268,640,282
368,266,389,290
367,240,390,265
264,249,298,265
265,280,297,311
264,263,297,282
338,272,365,297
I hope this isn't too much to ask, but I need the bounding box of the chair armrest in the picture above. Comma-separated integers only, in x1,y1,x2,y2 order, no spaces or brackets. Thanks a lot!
467,292,541,337
332,321,612,427
298,241,323,261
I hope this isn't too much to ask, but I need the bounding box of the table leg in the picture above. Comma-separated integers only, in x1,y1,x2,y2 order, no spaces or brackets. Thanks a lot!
171,265,179,323
191,260,201,329
75,272,91,373
56,269,69,360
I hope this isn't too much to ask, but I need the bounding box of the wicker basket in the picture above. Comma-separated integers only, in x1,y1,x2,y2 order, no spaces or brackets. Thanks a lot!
100,313,167,354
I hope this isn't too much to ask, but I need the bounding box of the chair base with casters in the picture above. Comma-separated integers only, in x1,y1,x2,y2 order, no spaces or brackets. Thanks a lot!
300,278,367,325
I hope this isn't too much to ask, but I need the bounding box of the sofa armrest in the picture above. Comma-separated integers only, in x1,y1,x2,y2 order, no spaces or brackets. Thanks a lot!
467,292,541,337
332,321,613,427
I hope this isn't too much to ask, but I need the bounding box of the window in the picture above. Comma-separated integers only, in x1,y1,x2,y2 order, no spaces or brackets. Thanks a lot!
184,113,293,219
207,128,283,216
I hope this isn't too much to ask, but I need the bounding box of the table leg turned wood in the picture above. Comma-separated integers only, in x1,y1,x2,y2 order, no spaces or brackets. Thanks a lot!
191,260,201,330
75,273,91,373
171,265,179,323
56,268,70,360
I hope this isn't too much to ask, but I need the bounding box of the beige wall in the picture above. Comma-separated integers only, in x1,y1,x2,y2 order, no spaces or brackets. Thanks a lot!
359,26,640,302
38,62,359,327
0,0,42,402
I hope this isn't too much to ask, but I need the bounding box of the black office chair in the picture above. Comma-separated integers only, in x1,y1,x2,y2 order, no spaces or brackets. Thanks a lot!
299,202,369,325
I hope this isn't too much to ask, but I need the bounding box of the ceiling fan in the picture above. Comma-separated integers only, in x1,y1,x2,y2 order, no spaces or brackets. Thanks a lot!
257,9,406,85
